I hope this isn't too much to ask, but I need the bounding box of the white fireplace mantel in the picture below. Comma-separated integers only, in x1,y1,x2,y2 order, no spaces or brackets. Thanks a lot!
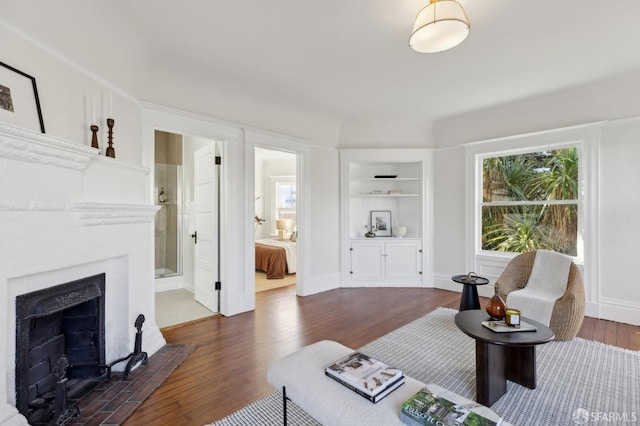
0,124,165,425
0,122,96,170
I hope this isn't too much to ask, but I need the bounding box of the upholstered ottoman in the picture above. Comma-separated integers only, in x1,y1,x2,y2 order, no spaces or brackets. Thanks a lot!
267,340,506,426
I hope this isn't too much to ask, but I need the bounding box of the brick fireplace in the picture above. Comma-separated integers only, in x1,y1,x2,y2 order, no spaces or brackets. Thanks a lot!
0,124,165,425
15,274,106,424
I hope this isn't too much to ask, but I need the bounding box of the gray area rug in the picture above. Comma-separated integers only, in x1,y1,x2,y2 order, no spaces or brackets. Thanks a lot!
210,307,640,426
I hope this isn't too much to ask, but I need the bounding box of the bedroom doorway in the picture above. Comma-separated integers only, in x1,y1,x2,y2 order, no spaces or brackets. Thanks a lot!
254,147,297,293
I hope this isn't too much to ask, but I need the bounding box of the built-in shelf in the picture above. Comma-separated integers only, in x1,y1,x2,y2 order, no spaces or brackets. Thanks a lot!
340,149,431,288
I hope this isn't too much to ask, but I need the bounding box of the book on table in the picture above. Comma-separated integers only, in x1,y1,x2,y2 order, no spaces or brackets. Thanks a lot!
401,385,502,426
325,352,404,403
481,319,537,333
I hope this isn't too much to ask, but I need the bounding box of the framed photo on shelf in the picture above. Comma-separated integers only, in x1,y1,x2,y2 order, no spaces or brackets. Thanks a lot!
370,210,391,237
0,61,45,133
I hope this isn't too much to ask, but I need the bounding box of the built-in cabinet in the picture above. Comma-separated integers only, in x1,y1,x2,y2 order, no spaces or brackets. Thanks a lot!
340,149,433,287
350,239,422,283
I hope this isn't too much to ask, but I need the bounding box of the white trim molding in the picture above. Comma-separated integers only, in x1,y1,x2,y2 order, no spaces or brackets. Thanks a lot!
73,202,160,226
141,103,250,316
598,297,640,326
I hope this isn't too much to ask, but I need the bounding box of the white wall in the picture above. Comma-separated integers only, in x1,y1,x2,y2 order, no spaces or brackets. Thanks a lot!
309,147,340,278
432,146,467,278
338,117,435,148
432,73,640,325
142,59,342,149
598,118,640,321
0,24,143,165
434,68,640,148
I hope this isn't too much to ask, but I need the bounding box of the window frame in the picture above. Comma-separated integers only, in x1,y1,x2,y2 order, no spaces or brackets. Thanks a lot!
275,181,296,219
268,175,296,235
464,123,602,272
477,143,582,258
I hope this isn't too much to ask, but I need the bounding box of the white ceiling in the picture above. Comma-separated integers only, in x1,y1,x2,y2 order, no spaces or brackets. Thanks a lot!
4,0,640,144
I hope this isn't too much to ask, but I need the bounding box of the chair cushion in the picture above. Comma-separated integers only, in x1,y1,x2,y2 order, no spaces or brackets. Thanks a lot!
506,250,572,325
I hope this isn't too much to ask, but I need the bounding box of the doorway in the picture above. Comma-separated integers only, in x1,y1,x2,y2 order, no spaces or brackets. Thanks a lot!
146,105,310,319
254,147,298,292
154,130,221,328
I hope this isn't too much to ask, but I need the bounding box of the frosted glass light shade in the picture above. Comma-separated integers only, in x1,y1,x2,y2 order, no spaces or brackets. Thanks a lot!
409,0,470,53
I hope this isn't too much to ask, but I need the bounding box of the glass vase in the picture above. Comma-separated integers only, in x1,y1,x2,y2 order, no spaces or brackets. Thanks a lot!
486,284,506,320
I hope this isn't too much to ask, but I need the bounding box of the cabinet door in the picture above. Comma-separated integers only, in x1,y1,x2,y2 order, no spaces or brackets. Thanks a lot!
385,241,422,283
350,242,385,281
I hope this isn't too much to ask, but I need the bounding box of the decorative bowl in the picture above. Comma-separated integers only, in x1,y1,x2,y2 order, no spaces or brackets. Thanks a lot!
392,226,407,238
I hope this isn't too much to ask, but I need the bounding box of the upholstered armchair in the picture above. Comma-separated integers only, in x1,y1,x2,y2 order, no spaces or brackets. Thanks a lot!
496,250,585,341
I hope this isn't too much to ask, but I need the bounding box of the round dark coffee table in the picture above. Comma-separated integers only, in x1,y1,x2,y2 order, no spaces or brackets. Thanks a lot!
454,309,555,406
451,274,489,311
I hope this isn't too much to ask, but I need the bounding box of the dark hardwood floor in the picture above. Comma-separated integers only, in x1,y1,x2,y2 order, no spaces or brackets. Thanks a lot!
125,286,640,426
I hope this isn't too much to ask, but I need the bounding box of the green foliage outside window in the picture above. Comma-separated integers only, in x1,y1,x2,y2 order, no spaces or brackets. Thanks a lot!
482,148,578,256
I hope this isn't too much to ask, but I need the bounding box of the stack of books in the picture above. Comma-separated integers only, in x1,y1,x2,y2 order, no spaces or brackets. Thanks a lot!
325,352,405,403
401,385,502,426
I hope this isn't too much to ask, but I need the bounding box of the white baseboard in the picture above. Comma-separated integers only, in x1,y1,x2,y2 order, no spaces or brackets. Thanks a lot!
154,275,185,293
584,301,599,320
299,272,340,296
342,281,424,289
598,297,640,326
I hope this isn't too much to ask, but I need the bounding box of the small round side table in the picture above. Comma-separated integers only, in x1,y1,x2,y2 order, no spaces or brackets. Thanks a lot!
451,274,490,311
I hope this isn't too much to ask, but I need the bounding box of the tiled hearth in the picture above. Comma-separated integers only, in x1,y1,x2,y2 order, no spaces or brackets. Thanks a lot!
0,124,167,425
69,344,196,426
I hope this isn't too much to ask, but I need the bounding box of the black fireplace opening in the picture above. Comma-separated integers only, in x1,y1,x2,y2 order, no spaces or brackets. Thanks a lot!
15,273,106,425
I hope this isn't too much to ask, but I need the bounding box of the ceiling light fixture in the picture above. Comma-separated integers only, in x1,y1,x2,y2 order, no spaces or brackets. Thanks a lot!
409,0,470,53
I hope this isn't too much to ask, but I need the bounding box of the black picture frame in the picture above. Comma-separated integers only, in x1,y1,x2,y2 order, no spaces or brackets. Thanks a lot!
370,210,392,237
0,61,45,133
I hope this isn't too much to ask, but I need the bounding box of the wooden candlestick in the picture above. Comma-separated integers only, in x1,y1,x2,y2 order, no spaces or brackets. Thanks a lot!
90,125,99,150
105,118,115,158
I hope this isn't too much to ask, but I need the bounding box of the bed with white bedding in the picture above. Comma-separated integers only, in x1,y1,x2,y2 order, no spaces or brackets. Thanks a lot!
255,239,296,279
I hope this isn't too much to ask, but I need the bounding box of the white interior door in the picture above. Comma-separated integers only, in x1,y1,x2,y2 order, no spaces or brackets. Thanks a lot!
193,144,219,312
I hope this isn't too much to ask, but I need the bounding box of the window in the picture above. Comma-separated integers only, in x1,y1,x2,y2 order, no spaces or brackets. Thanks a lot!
276,182,296,223
480,147,579,256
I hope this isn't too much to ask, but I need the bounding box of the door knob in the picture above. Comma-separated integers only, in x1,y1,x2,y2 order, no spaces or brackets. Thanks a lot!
191,231,197,244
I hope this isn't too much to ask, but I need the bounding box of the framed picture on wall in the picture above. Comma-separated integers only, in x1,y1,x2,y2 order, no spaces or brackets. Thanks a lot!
0,61,45,133
370,210,391,237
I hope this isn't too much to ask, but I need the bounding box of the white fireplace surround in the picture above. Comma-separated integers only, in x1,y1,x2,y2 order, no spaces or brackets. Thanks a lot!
0,123,166,425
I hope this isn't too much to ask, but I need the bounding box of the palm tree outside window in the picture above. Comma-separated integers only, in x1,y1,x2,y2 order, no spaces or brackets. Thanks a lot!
481,147,579,256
